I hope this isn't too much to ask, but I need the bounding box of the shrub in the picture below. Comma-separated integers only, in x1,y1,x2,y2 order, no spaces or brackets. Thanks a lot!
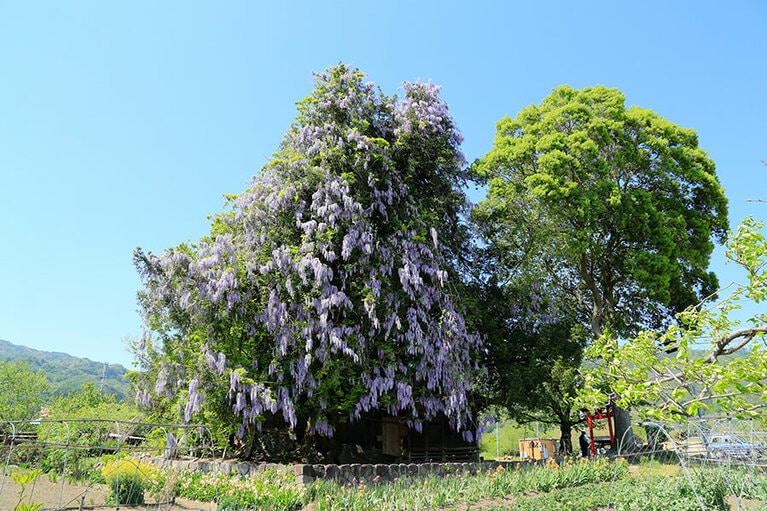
101,456,154,505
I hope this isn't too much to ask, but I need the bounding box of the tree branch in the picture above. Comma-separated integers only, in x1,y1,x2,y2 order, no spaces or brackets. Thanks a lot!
706,324,767,362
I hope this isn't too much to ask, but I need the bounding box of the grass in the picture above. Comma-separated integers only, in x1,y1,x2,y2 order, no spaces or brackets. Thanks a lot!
631,455,685,478
480,421,560,459
300,458,758,511
12,454,764,511
305,458,627,511
170,468,304,511
480,420,653,460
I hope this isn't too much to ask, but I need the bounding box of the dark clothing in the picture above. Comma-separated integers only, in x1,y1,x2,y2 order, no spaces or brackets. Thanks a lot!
579,433,590,458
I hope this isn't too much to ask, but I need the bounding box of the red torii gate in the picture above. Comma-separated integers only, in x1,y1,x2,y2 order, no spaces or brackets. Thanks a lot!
586,406,614,457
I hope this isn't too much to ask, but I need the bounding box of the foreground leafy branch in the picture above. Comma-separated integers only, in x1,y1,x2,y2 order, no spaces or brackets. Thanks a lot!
582,215,767,420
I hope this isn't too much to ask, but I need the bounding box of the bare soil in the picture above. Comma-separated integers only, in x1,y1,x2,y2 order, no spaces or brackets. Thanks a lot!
0,475,216,510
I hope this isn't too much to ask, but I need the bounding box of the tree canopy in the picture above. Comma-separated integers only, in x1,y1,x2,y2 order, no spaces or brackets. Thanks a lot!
472,85,729,339
0,360,49,421
469,279,588,454
133,65,482,445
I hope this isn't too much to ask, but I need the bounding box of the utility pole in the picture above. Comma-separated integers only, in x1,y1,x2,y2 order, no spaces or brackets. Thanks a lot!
100,362,107,393
496,420,500,459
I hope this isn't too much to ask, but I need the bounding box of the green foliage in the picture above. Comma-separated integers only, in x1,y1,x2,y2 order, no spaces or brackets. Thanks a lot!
503,474,727,511
582,215,767,420
101,456,154,505
471,85,728,339
37,383,143,480
172,470,220,502
472,84,729,449
172,469,304,510
306,458,626,510
12,502,43,511
499,481,618,511
466,278,587,453
607,474,729,511
0,339,130,399
300,459,760,511
11,469,44,511
0,360,49,421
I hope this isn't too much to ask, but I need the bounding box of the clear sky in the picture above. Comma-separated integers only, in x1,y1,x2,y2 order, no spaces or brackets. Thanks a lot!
1,1,765,368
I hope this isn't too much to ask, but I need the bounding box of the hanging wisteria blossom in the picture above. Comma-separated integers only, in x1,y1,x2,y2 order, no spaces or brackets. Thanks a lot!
134,64,482,444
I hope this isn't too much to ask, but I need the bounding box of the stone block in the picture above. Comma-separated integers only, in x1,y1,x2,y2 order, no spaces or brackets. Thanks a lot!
292,464,313,477
311,464,326,478
373,464,390,481
295,474,314,485
324,464,340,481
338,464,353,484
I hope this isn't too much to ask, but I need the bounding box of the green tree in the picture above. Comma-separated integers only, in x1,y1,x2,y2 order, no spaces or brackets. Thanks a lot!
0,360,49,421
472,85,728,448
38,382,142,479
133,65,481,458
467,278,587,454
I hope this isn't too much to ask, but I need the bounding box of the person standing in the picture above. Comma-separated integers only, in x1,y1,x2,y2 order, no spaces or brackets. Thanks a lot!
579,430,590,458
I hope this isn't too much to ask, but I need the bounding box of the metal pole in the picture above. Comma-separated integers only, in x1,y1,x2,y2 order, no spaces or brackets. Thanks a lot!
496,420,500,459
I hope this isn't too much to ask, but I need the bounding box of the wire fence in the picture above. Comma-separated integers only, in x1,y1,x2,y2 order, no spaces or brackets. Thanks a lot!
1,419,216,510
609,416,767,510
4,416,767,510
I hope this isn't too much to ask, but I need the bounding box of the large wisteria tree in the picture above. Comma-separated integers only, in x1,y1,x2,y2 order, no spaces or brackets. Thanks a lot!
133,65,482,452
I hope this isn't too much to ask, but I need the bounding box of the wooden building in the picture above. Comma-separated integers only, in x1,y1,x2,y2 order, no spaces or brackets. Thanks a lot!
519,437,558,460
334,413,479,462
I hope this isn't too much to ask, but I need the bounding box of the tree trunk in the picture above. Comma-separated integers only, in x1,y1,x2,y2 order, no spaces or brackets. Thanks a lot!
611,399,639,454
559,420,573,456
590,324,639,455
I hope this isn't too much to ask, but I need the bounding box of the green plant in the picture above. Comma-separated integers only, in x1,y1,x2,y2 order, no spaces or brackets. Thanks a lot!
174,470,221,502
13,502,43,511
170,468,304,510
303,458,629,511
11,469,44,511
216,472,304,511
101,456,154,505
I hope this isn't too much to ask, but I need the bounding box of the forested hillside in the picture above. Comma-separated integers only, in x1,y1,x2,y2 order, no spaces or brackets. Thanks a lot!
0,339,130,400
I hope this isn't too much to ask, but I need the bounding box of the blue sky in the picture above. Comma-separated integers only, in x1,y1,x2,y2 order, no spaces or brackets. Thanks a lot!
1,1,765,367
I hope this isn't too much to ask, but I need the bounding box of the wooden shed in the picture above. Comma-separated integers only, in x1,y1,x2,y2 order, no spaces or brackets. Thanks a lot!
381,416,408,457
333,413,479,462
519,438,558,460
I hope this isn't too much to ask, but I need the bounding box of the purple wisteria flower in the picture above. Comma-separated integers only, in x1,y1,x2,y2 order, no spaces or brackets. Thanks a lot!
134,63,482,442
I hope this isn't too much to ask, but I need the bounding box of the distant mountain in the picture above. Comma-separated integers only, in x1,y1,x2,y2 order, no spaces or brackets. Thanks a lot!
0,339,131,400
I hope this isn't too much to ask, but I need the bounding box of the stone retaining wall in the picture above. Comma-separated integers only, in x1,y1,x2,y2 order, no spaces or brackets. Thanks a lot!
155,458,518,486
